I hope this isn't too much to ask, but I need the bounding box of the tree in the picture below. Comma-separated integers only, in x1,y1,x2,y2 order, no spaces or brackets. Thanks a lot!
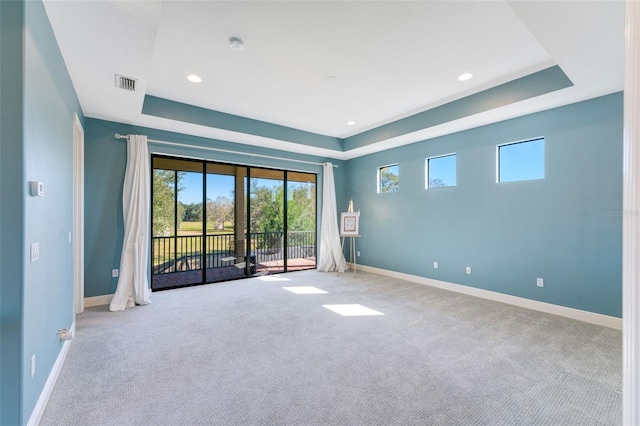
380,167,399,192
207,196,234,231
152,170,175,236
248,180,316,234
152,169,184,236
287,183,316,247
181,202,203,222
249,181,283,234
246,180,285,250
287,183,315,232
429,178,447,188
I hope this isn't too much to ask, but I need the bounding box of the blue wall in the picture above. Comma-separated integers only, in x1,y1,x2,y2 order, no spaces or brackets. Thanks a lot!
83,118,346,298
1,1,26,423
0,1,84,423
346,93,623,317
84,95,623,318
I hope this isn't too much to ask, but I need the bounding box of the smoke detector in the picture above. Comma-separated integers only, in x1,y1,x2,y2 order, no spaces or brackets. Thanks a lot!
229,37,244,50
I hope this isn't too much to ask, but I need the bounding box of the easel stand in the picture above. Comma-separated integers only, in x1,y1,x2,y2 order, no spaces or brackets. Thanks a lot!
338,234,361,278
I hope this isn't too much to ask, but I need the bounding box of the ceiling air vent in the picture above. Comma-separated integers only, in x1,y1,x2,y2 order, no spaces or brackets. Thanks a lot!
115,74,137,92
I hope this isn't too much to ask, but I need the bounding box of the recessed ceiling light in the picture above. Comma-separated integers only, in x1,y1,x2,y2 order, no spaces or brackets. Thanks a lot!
229,37,244,50
458,73,473,81
346,121,356,126
187,74,202,83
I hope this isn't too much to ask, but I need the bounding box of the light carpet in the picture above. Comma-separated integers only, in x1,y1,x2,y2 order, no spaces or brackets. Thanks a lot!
41,270,621,425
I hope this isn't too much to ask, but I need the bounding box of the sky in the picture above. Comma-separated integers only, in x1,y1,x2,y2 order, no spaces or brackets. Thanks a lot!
178,174,287,205
499,138,544,182
427,153,457,187
179,173,234,204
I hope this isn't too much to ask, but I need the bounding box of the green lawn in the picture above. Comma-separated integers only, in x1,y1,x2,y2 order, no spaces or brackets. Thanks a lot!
179,221,234,235
153,222,235,265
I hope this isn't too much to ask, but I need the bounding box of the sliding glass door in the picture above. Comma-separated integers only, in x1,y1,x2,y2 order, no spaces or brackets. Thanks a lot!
151,156,316,290
250,168,285,275
286,172,317,271
152,158,205,290
204,164,249,282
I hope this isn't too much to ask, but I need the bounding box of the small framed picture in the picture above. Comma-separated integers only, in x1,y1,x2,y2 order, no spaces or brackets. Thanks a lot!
340,212,360,236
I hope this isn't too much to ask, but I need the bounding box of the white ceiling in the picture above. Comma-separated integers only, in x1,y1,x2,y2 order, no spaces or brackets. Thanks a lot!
43,0,624,160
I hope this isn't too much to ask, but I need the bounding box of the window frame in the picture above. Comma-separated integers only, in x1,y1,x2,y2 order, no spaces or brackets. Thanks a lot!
496,137,545,183
377,163,399,194
425,152,457,189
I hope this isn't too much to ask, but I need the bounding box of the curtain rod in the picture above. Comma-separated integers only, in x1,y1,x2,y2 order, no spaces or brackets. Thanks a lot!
114,134,338,168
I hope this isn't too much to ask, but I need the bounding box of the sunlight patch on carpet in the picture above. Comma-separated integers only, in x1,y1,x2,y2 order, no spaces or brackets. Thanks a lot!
257,276,291,282
283,286,328,294
322,304,384,316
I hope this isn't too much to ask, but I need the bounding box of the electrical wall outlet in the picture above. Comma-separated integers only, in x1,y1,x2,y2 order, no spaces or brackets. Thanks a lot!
112,269,119,278
433,261,438,269
465,266,472,275
537,278,544,287
30,355,36,378
357,251,360,257
30,242,40,263
29,181,44,197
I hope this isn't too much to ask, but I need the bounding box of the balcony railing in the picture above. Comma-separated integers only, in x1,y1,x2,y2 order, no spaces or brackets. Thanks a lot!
152,230,316,275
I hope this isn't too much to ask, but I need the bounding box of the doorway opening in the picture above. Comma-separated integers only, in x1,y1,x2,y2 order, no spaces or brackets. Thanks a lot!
151,156,317,290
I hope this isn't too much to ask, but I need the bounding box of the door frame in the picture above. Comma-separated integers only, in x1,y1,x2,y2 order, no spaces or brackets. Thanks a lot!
150,155,318,289
72,113,84,314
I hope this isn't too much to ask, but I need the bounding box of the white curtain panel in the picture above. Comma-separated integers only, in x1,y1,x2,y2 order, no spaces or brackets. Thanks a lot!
318,162,346,272
109,135,152,311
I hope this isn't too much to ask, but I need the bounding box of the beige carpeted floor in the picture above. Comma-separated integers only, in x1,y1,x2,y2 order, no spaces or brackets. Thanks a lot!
41,270,621,425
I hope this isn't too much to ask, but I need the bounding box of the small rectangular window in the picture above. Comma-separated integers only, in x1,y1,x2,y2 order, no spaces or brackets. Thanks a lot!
378,164,399,193
498,138,544,183
426,153,456,189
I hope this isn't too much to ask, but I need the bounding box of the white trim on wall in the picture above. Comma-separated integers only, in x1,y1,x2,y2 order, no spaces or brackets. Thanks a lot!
73,113,85,315
84,294,113,308
26,322,75,426
623,1,640,423
355,264,622,330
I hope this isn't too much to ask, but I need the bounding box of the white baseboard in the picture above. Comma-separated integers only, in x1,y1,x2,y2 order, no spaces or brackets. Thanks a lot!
27,322,75,426
84,294,112,307
356,264,622,330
